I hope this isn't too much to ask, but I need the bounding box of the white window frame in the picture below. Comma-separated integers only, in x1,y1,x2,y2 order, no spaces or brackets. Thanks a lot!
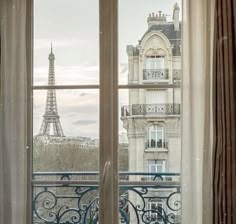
146,124,165,148
27,0,181,223
148,160,166,173
145,56,165,70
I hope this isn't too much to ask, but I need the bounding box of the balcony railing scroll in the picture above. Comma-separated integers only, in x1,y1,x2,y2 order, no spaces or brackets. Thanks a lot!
121,104,181,117
32,172,181,224
143,69,169,80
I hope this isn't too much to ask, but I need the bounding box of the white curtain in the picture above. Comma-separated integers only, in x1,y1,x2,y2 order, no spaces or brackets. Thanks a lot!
0,0,29,223
181,0,215,223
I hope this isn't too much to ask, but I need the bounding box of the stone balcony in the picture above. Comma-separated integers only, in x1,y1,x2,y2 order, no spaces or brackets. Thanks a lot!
143,69,169,81
121,104,181,117
32,172,181,224
145,140,168,150
143,69,182,83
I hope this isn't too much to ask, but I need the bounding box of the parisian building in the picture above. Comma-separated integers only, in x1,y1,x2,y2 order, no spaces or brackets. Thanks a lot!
121,3,182,223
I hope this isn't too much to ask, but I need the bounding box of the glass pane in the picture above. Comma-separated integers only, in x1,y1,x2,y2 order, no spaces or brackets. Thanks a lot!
33,89,99,172
34,0,99,85
33,89,99,223
119,0,182,85
118,0,182,223
119,87,181,165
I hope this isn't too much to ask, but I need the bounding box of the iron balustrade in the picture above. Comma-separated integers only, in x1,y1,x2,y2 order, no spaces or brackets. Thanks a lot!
143,69,169,80
145,141,168,149
32,172,181,224
121,104,181,117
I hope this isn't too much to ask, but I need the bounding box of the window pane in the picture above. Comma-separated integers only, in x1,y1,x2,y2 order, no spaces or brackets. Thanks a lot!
118,0,182,223
119,0,182,85
33,89,99,172
34,0,99,85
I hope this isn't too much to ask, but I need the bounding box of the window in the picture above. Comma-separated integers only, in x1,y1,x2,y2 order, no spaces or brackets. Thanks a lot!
147,201,164,222
146,90,167,104
143,55,168,81
145,56,165,70
147,160,166,181
148,160,166,173
1,0,223,223
31,1,182,224
146,124,166,149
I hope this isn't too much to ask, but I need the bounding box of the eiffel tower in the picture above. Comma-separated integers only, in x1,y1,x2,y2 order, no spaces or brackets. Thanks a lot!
39,44,65,137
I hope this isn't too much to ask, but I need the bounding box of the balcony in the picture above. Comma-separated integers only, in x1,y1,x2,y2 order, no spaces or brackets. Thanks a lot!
145,140,168,150
121,104,181,117
32,172,181,224
143,69,169,81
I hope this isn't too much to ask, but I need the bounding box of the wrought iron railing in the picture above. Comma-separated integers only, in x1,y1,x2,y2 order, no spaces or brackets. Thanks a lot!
145,141,168,149
143,69,169,80
32,172,181,224
121,104,180,117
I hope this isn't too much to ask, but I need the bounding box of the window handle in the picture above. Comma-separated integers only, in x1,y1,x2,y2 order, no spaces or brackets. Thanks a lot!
102,161,111,184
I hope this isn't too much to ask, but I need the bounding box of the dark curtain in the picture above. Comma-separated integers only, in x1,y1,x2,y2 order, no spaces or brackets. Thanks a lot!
213,0,236,223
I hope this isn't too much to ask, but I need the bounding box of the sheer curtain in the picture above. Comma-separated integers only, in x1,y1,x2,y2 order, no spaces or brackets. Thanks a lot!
0,0,30,223
181,0,215,223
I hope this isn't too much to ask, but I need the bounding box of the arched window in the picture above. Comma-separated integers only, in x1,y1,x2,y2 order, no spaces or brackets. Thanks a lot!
146,124,166,148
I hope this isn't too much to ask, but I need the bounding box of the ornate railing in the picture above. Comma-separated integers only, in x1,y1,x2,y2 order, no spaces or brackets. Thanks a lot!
121,104,180,117
145,141,168,149
143,69,169,80
32,172,181,224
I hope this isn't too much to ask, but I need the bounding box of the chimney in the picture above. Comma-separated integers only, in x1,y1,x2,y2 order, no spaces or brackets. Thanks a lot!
172,3,180,31
147,11,167,28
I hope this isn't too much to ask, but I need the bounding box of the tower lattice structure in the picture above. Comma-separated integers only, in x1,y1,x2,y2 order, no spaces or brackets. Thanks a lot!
39,45,65,137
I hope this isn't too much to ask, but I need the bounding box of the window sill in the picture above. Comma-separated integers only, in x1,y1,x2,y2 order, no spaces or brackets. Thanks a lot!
145,148,168,153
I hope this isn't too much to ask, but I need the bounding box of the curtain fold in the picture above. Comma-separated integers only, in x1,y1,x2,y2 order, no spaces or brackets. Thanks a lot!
0,0,29,223
213,0,236,223
181,0,215,223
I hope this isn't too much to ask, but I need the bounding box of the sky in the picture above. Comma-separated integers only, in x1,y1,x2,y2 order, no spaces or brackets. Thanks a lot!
33,0,181,138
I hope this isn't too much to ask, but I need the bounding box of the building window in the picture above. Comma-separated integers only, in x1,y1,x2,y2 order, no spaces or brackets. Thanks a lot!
145,55,165,70
146,124,166,149
147,200,164,222
148,160,166,173
146,90,167,104
31,1,181,223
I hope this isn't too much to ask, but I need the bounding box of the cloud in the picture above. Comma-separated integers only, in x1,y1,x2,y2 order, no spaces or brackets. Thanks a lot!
63,112,79,117
72,120,97,126
33,65,99,85
120,63,128,74
60,104,98,115
34,38,83,50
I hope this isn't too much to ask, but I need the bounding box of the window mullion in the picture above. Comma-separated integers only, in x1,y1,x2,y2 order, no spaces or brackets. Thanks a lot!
27,0,33,223
99,0,118,223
